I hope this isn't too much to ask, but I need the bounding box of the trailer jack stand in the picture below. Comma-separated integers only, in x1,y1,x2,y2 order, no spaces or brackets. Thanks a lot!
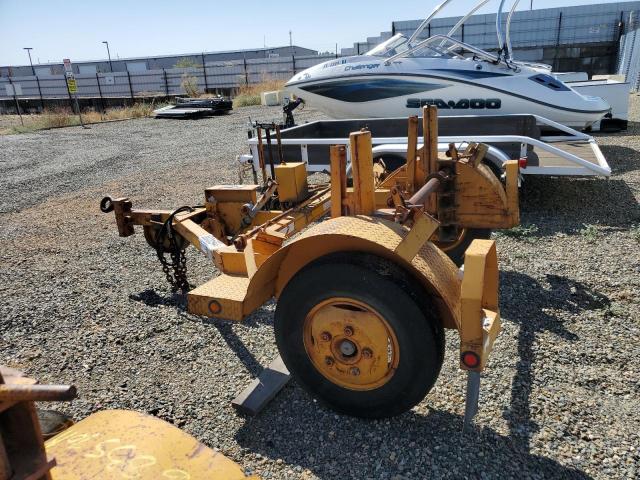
463,371,481,432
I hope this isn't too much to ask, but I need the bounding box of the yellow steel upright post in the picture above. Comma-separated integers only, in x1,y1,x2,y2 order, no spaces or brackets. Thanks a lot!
421,105,439,213
330,145,347,217
423,105,439,176
406,115,419,193
349,130,376,215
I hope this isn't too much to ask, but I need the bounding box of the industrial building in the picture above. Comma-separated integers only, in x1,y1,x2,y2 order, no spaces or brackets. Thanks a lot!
342,1,640,76
0,45,317,78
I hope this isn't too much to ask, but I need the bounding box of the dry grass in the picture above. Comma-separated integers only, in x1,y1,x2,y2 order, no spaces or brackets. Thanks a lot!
181,74,201,98
0,104,157,135
233,77,286,108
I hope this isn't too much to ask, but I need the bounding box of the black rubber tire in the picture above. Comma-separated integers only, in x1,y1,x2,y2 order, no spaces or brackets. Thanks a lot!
373,153,406,172
274,252,444,418
440,228,492,267
481,159,503,180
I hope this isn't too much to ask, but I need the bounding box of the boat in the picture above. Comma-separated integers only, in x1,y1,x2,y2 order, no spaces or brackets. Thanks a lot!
153,96,232,119
284,0,612,129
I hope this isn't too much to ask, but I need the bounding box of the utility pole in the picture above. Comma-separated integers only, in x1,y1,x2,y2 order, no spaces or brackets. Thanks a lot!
102,41,113,72
289,30,292,47
24,47,35,75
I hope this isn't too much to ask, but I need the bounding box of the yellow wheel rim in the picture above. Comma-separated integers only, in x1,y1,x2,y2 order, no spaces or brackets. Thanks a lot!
432,227,467,252
303,298,400,391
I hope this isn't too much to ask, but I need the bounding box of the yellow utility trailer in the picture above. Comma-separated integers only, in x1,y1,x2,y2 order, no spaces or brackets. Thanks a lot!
100,106,519,428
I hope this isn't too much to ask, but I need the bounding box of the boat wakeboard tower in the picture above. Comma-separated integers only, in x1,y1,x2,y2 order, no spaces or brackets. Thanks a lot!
285,0,611,129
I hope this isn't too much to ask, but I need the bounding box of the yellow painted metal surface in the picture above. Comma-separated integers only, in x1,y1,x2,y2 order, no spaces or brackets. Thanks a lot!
206,185,259,203
349,131,376,215
274,162,308,203
188,274,268,321
248,216,461,329
459,239,501,371
455,161,519,229
46,410,257,480
394,212,439,261
303,298,400,390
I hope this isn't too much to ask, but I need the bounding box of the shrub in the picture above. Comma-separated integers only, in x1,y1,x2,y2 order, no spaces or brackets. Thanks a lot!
181,74,201,97
232,76,286,108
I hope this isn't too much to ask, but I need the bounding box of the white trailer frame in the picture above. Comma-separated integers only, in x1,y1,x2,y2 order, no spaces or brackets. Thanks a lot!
240,114,610,178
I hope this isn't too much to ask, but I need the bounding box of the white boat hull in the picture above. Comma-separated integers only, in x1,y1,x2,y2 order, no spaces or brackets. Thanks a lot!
285,57,611,129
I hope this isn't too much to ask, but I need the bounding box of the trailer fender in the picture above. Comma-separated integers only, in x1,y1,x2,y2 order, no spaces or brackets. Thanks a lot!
247,216,462,329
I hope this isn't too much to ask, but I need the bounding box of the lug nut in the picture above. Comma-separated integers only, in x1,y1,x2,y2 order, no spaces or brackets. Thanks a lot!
350,367,360,376
320,331,332,342
325,356,334,366
344,326,354,337
362,348,373,359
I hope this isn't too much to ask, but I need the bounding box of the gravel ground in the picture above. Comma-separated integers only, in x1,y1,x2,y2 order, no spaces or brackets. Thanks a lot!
1,98,639,479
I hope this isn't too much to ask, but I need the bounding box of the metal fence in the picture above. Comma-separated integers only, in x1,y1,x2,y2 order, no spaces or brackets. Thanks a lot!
0,54,336,101
618,13,640,92
355,2,640,54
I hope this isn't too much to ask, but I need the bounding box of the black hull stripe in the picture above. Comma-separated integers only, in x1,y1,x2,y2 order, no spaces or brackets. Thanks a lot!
287,72,611,115
300,77,447,102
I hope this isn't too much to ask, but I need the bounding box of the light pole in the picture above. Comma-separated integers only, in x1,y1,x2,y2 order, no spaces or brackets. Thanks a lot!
102,41,113,72
24,47,35,75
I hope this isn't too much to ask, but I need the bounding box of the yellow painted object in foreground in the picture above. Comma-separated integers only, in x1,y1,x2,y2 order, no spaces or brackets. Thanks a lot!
0,367,257,480
46,410,256,480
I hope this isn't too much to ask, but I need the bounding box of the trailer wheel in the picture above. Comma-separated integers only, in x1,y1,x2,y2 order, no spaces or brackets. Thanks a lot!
434,228,492,266
275,253,444,418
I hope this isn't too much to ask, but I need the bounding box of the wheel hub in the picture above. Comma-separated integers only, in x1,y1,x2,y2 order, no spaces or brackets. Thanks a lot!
338,339,357,357
303,298,399,391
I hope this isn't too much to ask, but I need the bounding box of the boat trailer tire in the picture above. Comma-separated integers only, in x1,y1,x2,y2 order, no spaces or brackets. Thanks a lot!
437,228,492,266
373,153,406,172
274,252,444,418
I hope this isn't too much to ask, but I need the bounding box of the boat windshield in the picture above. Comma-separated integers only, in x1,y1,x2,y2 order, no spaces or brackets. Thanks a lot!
364,34,410,57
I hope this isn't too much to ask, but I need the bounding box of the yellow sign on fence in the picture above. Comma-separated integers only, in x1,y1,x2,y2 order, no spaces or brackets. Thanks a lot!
67,78,77,93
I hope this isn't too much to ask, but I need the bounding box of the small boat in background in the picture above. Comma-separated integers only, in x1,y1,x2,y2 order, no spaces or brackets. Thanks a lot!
153,96,232,119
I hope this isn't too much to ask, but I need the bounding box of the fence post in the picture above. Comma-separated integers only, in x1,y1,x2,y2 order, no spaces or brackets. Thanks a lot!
553,12,563,71
64,75,75,112
162,69,169,96
126,71,134,101
96,73,106,114
201,53,209,92
8,76,24,125
243,57,249,86
35,76,45,111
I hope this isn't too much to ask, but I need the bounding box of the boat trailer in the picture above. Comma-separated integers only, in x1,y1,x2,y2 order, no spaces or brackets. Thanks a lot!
100,106,520,429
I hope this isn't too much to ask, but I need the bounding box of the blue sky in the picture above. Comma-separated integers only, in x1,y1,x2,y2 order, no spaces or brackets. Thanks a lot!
0,0,621,65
